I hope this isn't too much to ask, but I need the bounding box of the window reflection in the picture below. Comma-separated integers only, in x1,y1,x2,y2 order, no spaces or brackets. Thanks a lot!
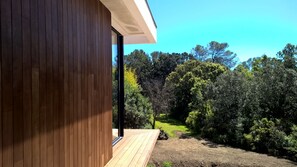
112,30,119,141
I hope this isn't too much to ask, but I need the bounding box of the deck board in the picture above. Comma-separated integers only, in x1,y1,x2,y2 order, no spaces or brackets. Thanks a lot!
105,129,159,167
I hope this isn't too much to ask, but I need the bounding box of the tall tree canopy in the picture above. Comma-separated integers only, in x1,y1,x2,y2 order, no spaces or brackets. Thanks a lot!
192,41,238,68
165,60,227,121
124,50,152,86
277,43,297,70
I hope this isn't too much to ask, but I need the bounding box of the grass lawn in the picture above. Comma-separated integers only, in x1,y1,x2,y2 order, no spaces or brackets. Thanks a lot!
155,114,190,138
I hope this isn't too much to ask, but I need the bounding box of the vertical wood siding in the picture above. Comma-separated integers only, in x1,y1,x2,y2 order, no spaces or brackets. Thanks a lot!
0,0,113,166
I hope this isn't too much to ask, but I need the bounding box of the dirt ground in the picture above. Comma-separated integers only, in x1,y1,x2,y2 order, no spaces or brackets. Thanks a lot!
149,137,297,167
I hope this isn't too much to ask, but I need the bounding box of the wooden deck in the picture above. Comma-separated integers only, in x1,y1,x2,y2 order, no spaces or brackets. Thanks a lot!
105,129,160,167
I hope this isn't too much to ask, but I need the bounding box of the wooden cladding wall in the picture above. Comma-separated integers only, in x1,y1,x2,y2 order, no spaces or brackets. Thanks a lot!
0,0,113,166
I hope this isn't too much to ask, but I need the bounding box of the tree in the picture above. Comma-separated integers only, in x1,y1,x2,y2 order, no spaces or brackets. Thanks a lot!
192,41,238,68
150,51,194,84
165,60,227,121
254,56,297,129
206,71,249,144
124,50,152,86
192,45,208,62
112,67,152,128
150,52,180,85
244,118,287,155
143,79,173,129
123,68,152,128
277,43,297,70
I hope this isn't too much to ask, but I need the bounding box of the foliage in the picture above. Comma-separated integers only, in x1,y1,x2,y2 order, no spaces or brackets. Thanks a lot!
124,50,152,86
286,125,297,161
192,41,238,68
254,56,297,128
124,68,152,128
146,163,156,167
125,50,193,90
165,60,226,121
122,43,297,161
112,66,152,129
186,110,201,132
277,43,297,70
162,161,173,167
244,118,287,155
124,67,139,90
124,86,152,128
173,44,297,160
124,50,195,128
151,52,193,84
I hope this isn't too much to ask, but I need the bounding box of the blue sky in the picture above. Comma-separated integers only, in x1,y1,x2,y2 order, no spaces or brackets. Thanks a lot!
124,0,297,62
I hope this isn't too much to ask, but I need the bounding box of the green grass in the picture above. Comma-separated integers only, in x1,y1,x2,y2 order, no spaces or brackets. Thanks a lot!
146,163,155,167
155,114,190,138
162,161,173,167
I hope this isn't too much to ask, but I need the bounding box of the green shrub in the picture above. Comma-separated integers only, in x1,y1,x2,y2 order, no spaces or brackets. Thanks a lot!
285,125,297,161
147,163,155,167
162,161,172,167
186,110,201,131
244,118,287,155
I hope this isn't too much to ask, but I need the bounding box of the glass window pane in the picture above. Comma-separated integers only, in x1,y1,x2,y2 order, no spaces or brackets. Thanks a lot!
112,30,119,141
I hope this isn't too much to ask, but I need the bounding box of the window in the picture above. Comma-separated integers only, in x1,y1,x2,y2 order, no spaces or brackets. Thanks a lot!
112,28,124,145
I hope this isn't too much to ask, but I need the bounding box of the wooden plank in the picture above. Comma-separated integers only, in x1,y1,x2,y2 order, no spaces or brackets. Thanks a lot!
129,132,153,167
76,0,82,166
62,0,70,165
91,75,95,167
103,5,112,165
31,0,40,165
109,134,140,166
12,0,24,166
22,0,33,166
51,0,60,166
71,0,78,166
107,136,139,166
81,0,88,166
67,0,74,166
45,0,54,166
105,130,160,167
38,0,47,166
57,0,65,166
0,0,2,165
1,0,13,166
90,0,96,167
141,131,159,165
137,131,159,166
97,3,104,166
94,2,99,167
86,0,92,166
116,134,143,166
0,3,1,163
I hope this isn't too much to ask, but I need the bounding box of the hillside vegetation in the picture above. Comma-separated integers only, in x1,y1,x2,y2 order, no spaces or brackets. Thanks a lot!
113,42,297,162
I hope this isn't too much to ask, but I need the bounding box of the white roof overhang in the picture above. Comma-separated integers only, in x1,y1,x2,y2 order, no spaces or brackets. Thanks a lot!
101,0,157,44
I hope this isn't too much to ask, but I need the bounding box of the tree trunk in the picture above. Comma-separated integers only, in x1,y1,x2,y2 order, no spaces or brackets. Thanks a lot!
152,116,156,129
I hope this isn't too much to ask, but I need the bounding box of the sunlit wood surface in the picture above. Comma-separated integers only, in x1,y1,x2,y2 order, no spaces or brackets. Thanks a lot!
106,129,160,167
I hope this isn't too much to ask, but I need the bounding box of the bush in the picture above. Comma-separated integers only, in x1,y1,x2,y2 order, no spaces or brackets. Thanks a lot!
186,110,201,132
285,125,297,161
244,118,287,155
113,67,153,129
162,161,172,167
124,89,152,128
147,163,155,167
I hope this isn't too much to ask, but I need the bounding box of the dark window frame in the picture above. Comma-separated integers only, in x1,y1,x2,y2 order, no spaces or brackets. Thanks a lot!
112,27,124,146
